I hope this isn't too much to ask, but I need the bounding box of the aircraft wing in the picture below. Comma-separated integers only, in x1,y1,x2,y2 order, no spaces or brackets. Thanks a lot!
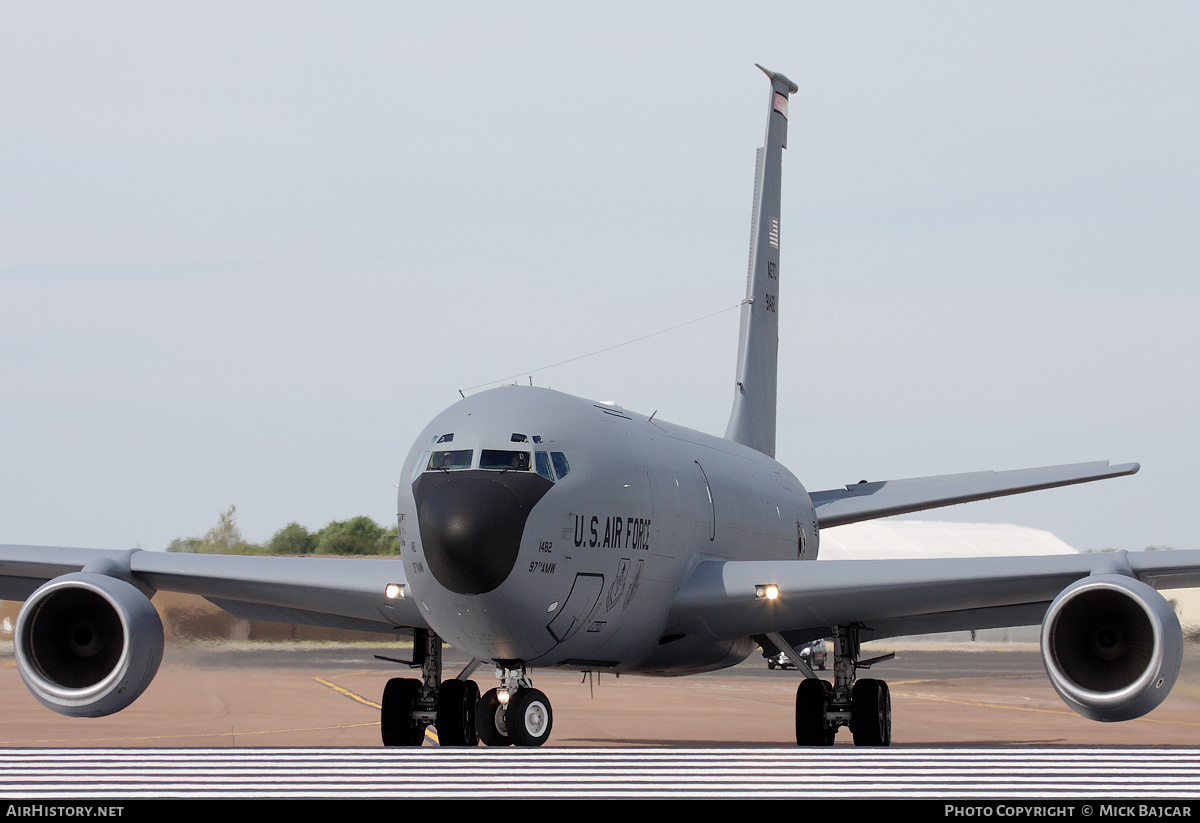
667,548,1200,645
810,461,1140,528
0,544,427,634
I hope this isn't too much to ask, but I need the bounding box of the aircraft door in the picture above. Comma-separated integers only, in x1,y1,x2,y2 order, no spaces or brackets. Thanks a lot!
547,573,603,643
695,461,715,541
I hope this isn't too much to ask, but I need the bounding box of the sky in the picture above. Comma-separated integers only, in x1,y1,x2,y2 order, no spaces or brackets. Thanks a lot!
1,2,1196,554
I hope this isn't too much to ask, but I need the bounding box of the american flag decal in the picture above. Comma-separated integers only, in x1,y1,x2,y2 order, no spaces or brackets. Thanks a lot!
768,216,779,249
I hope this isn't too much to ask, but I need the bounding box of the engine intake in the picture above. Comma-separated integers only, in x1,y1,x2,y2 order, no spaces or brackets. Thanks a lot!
15,572,164,718
1041,573,1182,722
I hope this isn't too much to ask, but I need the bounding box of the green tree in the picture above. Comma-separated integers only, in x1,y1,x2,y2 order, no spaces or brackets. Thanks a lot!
268,522,317,555
166,537,203,553
166,506,264,554
375,525,401,556
166,509,400,555
315,516,388,555
204,505,245,553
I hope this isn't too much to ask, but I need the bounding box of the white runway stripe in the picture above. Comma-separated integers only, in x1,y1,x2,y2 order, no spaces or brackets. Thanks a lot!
0,749,1199,799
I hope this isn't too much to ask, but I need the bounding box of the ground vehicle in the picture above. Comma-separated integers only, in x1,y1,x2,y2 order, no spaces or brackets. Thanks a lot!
802,640,828,671
768,640,827,671
767,652,793,670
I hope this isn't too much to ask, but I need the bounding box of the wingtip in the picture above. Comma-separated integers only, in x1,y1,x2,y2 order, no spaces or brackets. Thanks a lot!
1105,461,1141,477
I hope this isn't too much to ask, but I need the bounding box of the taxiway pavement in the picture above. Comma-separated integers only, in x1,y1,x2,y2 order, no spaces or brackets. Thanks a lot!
1,642,1197,747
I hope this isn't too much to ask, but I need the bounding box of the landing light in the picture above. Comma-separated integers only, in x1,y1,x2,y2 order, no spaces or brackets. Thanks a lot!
385,583,404,599
497,689,511,705
756,584,780,600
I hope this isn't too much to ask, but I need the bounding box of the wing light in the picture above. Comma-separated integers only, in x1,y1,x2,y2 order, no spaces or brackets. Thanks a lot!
756,584,780,600
385,583,405,599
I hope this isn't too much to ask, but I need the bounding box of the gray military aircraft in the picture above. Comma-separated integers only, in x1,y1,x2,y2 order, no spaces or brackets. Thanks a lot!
2,65,1197,747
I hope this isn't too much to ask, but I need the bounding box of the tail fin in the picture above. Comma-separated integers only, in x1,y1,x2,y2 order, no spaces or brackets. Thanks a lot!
724,64,797,459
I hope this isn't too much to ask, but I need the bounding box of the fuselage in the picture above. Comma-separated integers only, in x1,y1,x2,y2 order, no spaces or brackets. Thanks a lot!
397,386,818,675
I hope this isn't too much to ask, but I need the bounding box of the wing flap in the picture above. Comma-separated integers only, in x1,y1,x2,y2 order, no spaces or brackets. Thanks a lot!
811,461,1140,528
206,598,414,634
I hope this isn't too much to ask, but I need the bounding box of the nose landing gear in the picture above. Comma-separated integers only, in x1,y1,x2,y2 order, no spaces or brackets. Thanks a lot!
378,632,552,747
506,686,553,746
476,664,553,747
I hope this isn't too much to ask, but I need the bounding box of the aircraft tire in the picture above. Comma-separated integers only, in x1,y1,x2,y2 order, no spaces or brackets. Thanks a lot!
795,678,833,746
476,688,511,747
506,687,553,747
850,678,891,747
436,679,480,747
381,678,425,747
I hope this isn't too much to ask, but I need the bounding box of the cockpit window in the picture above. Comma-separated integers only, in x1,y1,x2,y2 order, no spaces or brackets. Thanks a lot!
533,451,571,482
428,449,472,471
534,451,554,481
551,452,571,480
479,449,531,471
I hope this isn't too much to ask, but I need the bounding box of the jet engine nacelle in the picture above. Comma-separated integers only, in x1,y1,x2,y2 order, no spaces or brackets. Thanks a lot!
14,572,164,718
1041,573,1182,722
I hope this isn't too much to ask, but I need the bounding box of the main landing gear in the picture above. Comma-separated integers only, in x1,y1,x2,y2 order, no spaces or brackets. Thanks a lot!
380,628,481,747
379,630,552,747
794,626,893,747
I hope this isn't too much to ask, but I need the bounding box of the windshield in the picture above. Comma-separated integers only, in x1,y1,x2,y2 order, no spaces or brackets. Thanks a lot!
428,450,473,471
479,449,531,471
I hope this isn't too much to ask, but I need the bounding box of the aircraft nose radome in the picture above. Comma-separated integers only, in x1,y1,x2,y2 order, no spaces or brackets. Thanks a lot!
413,471,554,596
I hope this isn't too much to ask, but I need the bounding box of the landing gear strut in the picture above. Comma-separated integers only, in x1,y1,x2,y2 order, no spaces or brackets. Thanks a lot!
476,664,553,747
793,626,893,747
379,628,481,747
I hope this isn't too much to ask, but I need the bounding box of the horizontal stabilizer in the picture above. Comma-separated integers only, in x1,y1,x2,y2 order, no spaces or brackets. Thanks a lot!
811,461,1140,528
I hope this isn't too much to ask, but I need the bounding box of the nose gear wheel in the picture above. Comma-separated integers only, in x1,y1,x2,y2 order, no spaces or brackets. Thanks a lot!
506,687,553,746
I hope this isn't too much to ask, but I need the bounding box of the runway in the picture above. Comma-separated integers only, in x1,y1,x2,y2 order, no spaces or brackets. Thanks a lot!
1,642,1198,799
1,642,1198,749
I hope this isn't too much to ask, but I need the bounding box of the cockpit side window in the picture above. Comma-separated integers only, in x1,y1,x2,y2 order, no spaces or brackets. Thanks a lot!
480,449,531,471
412,451,430,481
428,449,473,471
551,452,571,480
534,451,554,481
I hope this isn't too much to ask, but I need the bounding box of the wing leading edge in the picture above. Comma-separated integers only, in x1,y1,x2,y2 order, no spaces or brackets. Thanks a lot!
0,544,428,634
667,547,1200,646
810,460,1140,528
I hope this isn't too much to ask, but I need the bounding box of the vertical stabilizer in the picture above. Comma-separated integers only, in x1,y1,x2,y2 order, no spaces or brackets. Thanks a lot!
724,64,797,458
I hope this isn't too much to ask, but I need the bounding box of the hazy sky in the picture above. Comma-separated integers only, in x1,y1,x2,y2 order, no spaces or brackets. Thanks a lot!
1,3,1196,554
